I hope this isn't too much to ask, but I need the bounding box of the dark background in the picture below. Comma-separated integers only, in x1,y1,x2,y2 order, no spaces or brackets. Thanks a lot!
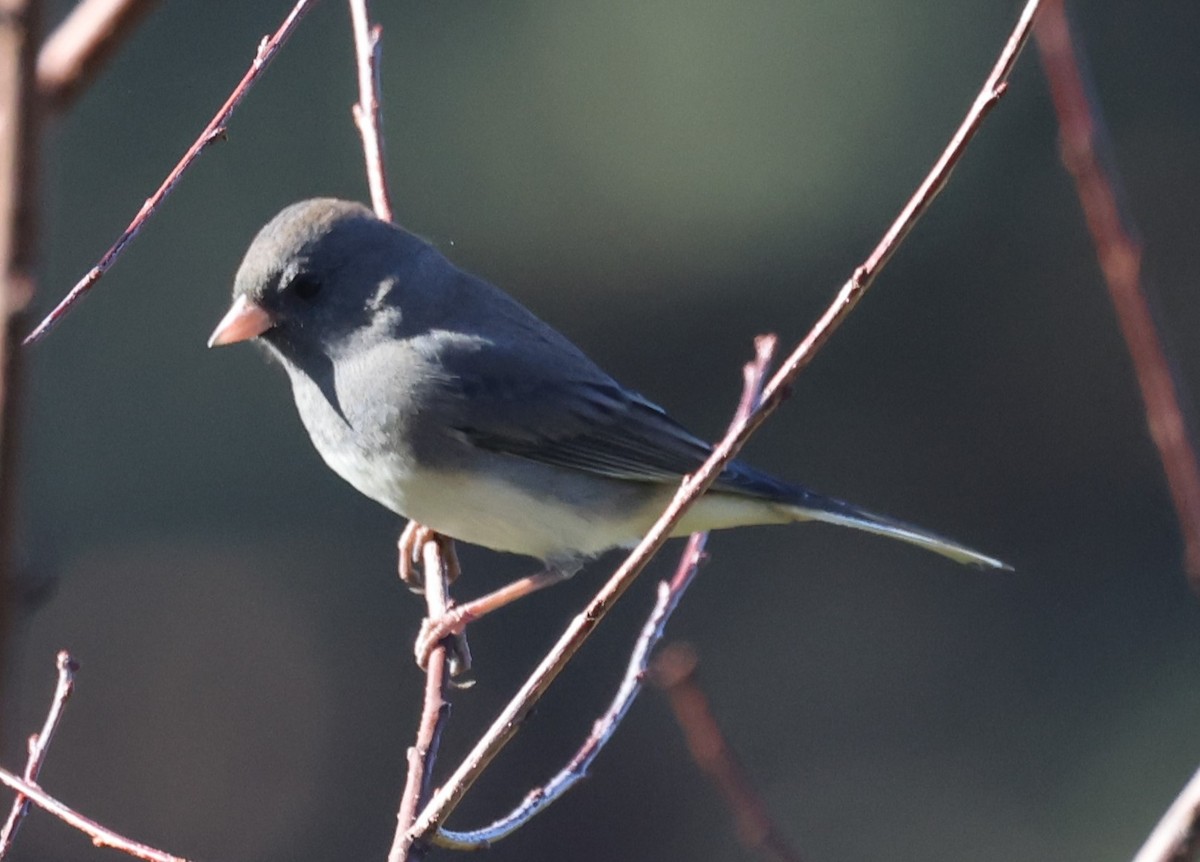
8,1,1200,859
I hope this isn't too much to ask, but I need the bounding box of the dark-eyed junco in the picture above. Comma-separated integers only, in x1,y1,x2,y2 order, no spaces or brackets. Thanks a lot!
209,198,1006,581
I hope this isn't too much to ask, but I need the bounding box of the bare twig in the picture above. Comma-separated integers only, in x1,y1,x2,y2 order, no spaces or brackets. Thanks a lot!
0,652,186,861
652,644,803,862
0,0,42,737
1131,761,1200,862
433,336,777,849
389,533,456,862
22,0,318,345
348,0,393,222
0,651,77,857
36,0,158,111
0,767,189,862
405,0,1042,843
1034,0,1200,590
433,570,703,851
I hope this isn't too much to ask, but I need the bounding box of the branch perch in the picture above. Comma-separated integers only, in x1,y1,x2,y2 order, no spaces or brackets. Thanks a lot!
405,0,1044,843
342,4,459,860
434,336,777,849
390,531,457,862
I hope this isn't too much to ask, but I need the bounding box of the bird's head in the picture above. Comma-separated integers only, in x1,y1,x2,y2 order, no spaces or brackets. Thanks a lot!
208,198,426,362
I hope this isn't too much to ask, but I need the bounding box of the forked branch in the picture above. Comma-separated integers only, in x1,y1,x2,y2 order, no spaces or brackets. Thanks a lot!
432,336,776,850
405,0,1045,844
0,651,77,856
0,655,190,862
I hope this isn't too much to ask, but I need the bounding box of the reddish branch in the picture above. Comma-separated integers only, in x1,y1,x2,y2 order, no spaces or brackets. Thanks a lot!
405,0,1044,843
1034,1,1200,590
0,768,189,862
348,0,394,223
0,651,76,857
652,644,803,862
22,0,318,345
390,533,456,862
434,336,777,849
342,3,458,858
36,0,158,111
0,655,190,862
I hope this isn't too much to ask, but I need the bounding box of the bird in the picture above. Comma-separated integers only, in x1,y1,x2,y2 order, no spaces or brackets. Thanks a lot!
208,198,1006,658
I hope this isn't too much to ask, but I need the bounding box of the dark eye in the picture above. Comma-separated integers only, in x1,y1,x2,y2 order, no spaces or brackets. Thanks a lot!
288,275,322,301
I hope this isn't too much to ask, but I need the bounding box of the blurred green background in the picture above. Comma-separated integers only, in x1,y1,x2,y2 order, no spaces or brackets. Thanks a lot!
7,0,1200,859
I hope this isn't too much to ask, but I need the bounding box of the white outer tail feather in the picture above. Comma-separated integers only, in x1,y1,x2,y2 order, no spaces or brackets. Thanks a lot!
786,503,1010,570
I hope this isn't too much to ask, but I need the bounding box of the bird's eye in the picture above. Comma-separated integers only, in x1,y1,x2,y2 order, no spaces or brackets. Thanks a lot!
288,275,322,301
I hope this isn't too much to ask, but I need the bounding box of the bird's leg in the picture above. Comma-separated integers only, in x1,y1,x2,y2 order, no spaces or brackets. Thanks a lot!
398,523,471,675
415,567,571,673
397,521,460,593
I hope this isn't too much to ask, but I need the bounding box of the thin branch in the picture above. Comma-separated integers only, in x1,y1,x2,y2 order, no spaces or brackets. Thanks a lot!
1131,761,1200,862
22,0,318,345
389,533,456,862
405,0,1042,842
651,644,803,862
0,767,189,862
0,653,186,861
348,0,393,222
1034,0,1200,590
0,650,77,857
433,335,777,850
36,0,158,111
434,573,701,851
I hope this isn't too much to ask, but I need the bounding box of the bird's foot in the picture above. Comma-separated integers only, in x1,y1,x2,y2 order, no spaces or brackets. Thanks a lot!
416,604,475,678
412,567,571,677
398,522,459,593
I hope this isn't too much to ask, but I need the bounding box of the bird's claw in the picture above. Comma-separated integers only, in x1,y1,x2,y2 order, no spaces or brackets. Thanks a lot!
398,522,431,592
416,605,475,680
398,523,460,593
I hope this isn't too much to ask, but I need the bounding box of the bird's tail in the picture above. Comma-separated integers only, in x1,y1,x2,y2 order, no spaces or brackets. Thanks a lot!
781,493,1010,570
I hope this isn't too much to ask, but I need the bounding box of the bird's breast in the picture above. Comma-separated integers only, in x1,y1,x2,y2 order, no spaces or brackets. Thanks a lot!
287,367,421,514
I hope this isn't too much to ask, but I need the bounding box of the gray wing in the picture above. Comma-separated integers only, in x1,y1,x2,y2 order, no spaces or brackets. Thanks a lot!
427,331,793,501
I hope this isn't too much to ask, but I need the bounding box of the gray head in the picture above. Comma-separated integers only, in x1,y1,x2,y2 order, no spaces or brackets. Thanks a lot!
208,198,432,362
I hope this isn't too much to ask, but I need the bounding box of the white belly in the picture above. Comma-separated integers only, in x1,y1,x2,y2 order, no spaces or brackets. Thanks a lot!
319,439,788,563
318,442,653,560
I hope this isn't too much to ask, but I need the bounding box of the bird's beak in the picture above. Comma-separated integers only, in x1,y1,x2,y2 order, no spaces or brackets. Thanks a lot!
207,295,273,347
